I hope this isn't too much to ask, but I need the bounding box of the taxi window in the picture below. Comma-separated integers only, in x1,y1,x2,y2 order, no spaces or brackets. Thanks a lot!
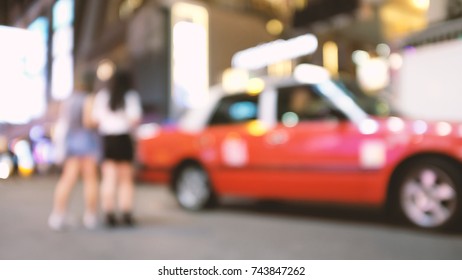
277,85,343,123
209,94,259,126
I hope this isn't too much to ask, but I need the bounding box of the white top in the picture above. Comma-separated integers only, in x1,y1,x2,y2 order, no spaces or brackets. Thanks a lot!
92,89,142,135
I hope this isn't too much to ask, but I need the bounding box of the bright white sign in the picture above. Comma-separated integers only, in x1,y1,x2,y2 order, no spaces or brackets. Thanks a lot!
0,26,46,124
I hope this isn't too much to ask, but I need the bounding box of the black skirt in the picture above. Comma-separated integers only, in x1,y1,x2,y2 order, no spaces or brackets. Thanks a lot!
102,134,134,162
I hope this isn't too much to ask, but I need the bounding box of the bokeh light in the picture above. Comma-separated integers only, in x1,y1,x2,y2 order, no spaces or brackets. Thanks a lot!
266,19,284,36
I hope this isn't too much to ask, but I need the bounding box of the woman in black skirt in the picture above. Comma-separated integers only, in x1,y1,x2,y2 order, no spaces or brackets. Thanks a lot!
92,70,142,227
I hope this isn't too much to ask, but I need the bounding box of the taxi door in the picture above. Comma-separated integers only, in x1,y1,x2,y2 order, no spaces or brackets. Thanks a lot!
259,85,369,203
200,93,278,197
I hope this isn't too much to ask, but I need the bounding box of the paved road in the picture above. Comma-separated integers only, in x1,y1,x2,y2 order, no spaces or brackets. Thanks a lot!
1,175,462,259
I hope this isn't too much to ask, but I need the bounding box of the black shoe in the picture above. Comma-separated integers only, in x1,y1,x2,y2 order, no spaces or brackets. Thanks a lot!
105,213,117,228
122,212,135,227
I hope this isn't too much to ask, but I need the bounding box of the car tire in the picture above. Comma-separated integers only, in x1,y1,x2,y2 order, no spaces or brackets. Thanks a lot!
394,158,462,230
173,164,216,211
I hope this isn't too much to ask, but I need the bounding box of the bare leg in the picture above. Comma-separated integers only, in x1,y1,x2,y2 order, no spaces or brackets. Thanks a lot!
117,162,135,213
101,160,118,213
48,157,80,230
82,156,99,214
82,156,99,228
51,157,80,215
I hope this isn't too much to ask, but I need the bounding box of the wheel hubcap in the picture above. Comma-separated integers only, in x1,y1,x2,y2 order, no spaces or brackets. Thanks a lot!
401,167,457,228
177,167,209,210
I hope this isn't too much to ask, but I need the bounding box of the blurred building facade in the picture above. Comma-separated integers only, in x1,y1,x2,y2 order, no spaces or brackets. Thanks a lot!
1,0,275,122
393,0,462,121
0,0,460,126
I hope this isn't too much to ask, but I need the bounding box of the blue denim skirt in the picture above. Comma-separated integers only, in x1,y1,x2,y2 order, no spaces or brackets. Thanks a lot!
65,129,100,158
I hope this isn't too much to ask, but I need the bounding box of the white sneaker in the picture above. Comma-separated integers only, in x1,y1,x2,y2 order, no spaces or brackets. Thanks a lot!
48,213,66,231
83,212,99,230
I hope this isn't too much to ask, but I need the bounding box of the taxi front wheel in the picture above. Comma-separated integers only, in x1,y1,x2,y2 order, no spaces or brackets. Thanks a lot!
395,158,462,230
173,164,216,211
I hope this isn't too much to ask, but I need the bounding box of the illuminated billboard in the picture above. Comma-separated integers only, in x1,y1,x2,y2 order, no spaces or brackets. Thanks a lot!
170,2,209,120
0,24,47,124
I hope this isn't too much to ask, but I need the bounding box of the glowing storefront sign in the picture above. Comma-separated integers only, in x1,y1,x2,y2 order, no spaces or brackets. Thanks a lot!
51,0,74,100
357,57,389,93
170,2,209,119
0,25,46,124
232,34,318,70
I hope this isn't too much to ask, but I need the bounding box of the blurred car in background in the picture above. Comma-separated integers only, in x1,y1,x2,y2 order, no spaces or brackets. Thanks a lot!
137,65,462,230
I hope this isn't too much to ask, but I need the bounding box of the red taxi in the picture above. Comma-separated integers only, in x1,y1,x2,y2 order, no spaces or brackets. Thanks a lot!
137,65,462,230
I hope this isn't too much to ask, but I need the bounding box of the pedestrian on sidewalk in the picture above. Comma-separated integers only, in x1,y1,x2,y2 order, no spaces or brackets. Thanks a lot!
91,69,142,227
48,72,101,231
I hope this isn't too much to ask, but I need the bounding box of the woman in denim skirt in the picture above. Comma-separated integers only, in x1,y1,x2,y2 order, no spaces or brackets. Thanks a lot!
48,75,101,230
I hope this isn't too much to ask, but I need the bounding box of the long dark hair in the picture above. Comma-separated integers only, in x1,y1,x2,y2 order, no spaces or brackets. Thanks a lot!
108,70,134,111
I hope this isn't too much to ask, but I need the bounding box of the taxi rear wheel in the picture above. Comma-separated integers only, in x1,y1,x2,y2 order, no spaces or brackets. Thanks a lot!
173,164,215,211
395,158,462,230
